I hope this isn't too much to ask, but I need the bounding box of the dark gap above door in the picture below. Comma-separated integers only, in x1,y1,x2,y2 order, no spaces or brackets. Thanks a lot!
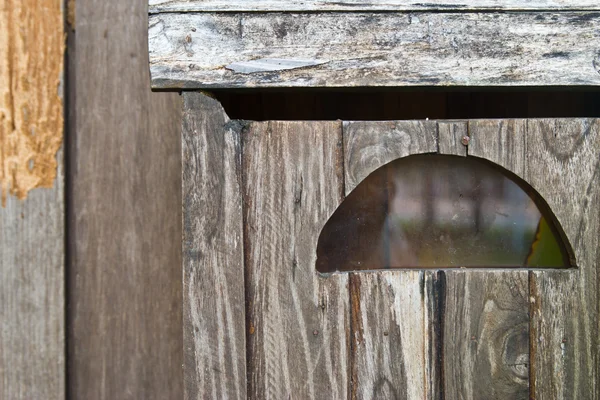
212,88,600,121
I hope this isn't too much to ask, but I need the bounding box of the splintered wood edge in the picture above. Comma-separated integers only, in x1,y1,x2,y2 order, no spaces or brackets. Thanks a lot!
149,12,600,89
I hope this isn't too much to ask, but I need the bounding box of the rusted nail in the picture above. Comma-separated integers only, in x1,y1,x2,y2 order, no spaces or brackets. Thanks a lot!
562,338,568,343
461,135,470,146
313,330,319,336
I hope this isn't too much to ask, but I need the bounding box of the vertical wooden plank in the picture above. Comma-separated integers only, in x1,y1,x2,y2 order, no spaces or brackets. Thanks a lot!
444,271,530,399
350,271,430,400
525,120,600,400
0,163,65,399
68,0,183,398
441,120,530,398
470,119,600,399
244,121,349,400
343,121,438,192
438,121,468,157
0,0,64,398
182,92,246,399
344,121,438,399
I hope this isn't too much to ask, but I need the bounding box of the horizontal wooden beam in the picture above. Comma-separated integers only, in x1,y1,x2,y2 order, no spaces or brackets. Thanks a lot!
149,12,600,89
150,0,600,13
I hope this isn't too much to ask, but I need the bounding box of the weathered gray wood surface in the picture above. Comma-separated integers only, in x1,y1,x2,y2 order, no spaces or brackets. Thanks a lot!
182,93,246,400
469,119,600,399
69,0,184,398
150,0,600,12
438,121,468,157
439,121,530,398
444,271,530,399
343,121,438,192
149,12,600,89
0,155,64,399
243,121,349,399
350,272,432,400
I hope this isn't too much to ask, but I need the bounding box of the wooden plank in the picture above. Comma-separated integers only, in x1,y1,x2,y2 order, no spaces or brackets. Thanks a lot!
0,162,64,399
149,12,600,89
526,120,600,400
439,120,531,397
244,121,349,399
439,121,531,398
0,0,64,398
439,120,531,398
438,121,468,157
68,0,184,398
444,271,530,399
469,119,600,399
343,122,439,398
182,92,246,399
350,271,432,400
150,0,600,12
343,121,437,192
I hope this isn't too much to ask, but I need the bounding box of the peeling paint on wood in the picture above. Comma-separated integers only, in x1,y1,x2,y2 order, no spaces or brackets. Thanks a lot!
0,0,64,204
149,12,600,89
0,0,64,397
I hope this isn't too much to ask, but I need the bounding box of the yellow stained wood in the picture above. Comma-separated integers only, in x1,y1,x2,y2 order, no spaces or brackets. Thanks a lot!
0,0,64,204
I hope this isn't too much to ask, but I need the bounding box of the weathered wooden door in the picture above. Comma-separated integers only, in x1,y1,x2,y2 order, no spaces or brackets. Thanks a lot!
181,92,599,399
148,1,600,398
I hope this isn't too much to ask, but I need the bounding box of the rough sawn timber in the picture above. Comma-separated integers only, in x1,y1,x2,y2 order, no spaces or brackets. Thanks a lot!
243,121,349,399
182,93,247,399
149,0,600,12
344,121,439,399
443,271,530,399
0,0,64,398
438,121,530,398
469,119,600,399
350,271,433,400
68,0,184,397
0,159,64,399
149,12,600,89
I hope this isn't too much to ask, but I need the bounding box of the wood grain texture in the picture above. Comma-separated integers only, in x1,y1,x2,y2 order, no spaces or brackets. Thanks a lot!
469,119,600,399
0,0,64,203
350,271,431,400
243,121,349,400
0,151,64,399
149,12,600,89
444,271,530,400
182,92,246,400
527,120,600,400
149,0,600,12
343,122,440,399
438,121,468,157
0,0,64,397
343,121,437,192
438,122,530,399
68,0,183,398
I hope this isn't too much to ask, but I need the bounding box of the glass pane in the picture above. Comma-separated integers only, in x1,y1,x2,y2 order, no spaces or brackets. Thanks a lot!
317,154,569,273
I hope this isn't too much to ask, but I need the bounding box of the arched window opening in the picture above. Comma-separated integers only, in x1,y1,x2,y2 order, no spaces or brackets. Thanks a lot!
316,154,572,273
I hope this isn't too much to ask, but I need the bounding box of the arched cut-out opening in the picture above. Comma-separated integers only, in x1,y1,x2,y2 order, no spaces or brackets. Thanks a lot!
316,154,573,273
